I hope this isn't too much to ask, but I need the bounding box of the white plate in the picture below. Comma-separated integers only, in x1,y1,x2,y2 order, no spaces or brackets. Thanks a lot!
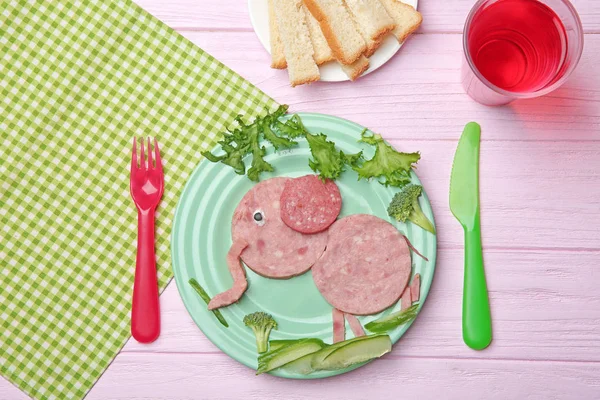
248,0,419,82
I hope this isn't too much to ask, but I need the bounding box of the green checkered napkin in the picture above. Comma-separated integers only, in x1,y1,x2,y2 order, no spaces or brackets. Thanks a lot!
0,1,278,398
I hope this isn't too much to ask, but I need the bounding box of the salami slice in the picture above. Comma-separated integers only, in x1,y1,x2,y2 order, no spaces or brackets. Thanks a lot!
312,214,412,315
231,177,328,279
280,175,342,234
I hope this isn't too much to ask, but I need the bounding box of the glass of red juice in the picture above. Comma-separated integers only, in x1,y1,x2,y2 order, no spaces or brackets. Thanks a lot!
462,0,583,106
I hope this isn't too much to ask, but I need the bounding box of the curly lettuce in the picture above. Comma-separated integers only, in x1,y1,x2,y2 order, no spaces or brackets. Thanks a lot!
305,132,362,181
201,105,293,181
353,130,420,187
202,111,420,186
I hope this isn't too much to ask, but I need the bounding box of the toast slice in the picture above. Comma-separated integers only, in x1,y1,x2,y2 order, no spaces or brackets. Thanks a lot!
340,55,370,81
303,0,366,65
347,11,383,58
274,0,320,86
303,5,335,65
379,0,423,42
268,0,287,69
364,37,383,57
344,0,396,41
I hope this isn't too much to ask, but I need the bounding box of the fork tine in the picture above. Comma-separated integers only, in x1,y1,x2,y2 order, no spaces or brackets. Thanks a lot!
131,137,137,170
140,137,145,170
154,138,162,171
147,137,153,169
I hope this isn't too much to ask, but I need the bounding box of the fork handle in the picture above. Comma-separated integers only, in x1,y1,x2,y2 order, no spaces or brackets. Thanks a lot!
132,209,160,343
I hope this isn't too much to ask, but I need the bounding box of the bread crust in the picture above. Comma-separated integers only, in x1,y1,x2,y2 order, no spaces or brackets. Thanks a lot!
268,0,287,69
291,74,321,87
364,38,383,57
303,5,335,65
315,54,335,66
380,0,423,43
397,9,422,42
275,0,320,86
303,0,366,65
341,56,370,80
271,59,288,69
371,22,396,42
343,0,396,43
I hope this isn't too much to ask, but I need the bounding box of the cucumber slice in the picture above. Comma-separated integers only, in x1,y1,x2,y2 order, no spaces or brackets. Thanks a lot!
269,339,302,352
364,304,419,333
318,335,392,371
279,351,317,375
310,335,376,370
281,337,370,375
257,338,325,375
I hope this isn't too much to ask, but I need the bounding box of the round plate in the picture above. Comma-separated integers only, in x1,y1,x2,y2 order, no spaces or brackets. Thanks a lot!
248,0,419,82
172,113,437,378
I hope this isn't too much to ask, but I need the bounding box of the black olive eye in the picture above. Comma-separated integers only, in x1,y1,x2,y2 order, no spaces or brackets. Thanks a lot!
252,209,265,226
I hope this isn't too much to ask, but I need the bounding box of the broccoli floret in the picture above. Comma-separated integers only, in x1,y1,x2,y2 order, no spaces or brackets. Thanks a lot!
243,312,278,354
388,184,436,234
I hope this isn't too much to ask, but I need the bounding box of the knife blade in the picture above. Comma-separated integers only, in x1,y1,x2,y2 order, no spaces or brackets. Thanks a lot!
449,122,492,350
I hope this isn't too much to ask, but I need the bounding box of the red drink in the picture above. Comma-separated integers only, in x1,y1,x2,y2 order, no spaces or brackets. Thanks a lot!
462,0,583,105
468,0,567,92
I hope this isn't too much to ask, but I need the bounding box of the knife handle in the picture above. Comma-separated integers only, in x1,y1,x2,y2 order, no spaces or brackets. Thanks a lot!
462,215,492,350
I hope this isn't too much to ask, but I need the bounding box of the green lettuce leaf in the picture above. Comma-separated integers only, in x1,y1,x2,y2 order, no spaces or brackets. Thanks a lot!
275,114,310,138
262,120,297,150
353,130,420,187
247,141,274,182
201,105,290,181
305,133,347,180
342,151,363,166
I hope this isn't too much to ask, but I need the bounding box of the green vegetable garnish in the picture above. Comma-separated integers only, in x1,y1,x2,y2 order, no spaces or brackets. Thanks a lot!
306,133,344,180
354,130,420,187
243,311,278,354
203,110,424,188
317,334,391,371
365,304,419,333
188,279,229,327
274,114,311,138
342,150,364,167
247,136,274,182
279,335,391,374
262,119,297,150
269,339,303,352
305,132,363,181
257,338,326,374
201,105,293,181
387,184,436,234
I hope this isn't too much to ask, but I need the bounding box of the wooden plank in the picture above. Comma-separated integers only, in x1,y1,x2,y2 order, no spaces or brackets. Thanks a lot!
175,31,600,142
0,379,29,400
122,247,600,361
133,0,600,33
85,353,600,399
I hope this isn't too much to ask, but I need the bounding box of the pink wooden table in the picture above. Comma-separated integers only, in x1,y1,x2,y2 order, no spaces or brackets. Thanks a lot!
2,1,600,399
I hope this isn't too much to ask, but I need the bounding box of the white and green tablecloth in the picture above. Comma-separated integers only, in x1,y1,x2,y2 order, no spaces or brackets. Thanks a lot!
0,1,277,398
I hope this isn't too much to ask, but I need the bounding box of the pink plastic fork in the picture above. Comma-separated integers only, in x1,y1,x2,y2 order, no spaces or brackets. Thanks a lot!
130,138,164,343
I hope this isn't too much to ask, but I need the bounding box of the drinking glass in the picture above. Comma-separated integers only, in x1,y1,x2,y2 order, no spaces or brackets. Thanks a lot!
462,0,584,106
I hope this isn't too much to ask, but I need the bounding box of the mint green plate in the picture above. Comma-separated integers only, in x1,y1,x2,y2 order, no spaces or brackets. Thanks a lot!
172,113,437,378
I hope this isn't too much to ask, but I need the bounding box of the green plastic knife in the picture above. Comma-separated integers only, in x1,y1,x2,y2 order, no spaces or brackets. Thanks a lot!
449,122,492,350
